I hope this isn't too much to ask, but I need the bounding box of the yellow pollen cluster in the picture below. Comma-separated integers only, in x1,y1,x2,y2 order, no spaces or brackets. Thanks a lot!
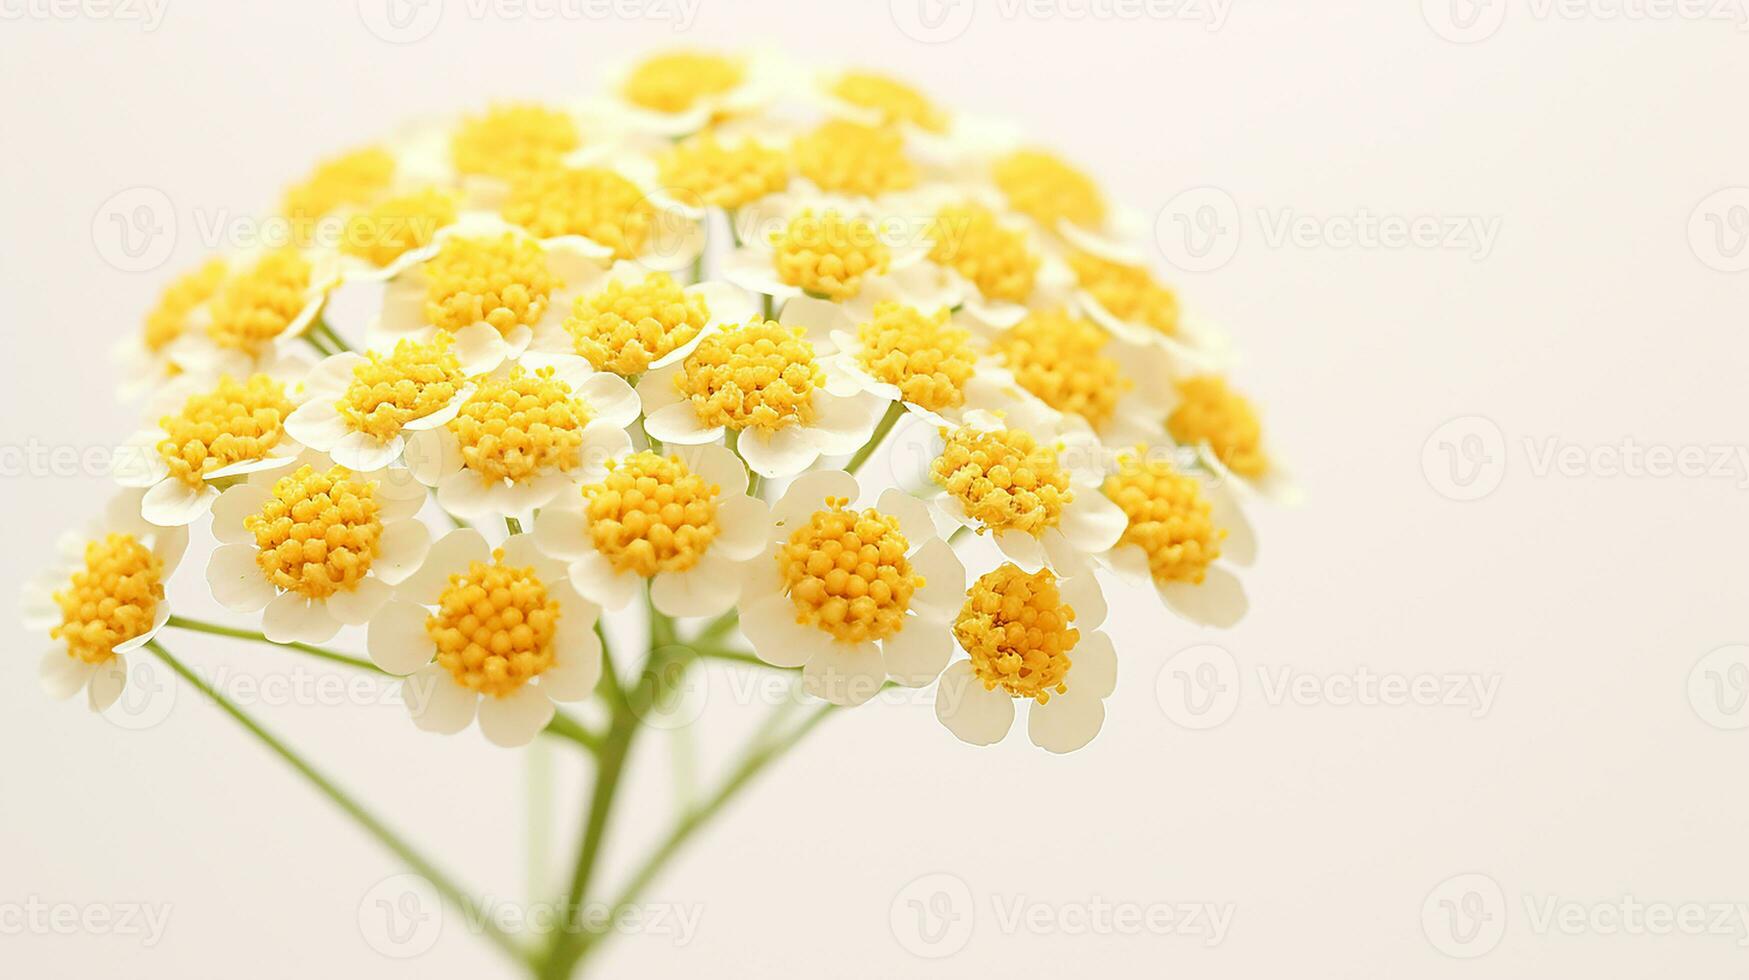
51,533,164,665
156,374,292,487
426,550,559,697
622,51,745,114
656,133,790,211
502,167,653,260
777,497,922,644
451,103,580,182
340,187,459,269
244,465,384,599
204,250,315,355
1167,376,1269,478
927,202,1039,303
676,320,822,432
854,302,975,413
993,308,1131,430
1068,250,1179,336
954,563,1078,703
143,258,228,353
564,272,708,376
992,149,1107,229
281,145,396,225
769,209,890,301
830,71,947,133
423,234,559,336
791,119,918,198
1102,456,1223,584
338,335,466,441
583,451,721,577
451,366,588,485
930,426,1073,536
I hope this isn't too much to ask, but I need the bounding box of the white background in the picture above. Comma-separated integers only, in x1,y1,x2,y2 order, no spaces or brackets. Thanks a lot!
3,0,1749,976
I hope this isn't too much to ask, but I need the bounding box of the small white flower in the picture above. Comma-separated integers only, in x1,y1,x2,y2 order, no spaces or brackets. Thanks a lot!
528,261,759,375
285,340,478,474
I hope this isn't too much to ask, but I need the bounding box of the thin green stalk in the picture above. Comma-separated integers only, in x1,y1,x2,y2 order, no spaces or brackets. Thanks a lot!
694,609,739,646
845,401,905,475
302,332,335,357
505,515,523,536
144,640,532,967
315,316,354,353
695,647,784,670
165,615,383,673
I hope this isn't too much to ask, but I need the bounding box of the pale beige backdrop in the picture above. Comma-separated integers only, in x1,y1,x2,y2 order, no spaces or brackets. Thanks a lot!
3,1,1748,977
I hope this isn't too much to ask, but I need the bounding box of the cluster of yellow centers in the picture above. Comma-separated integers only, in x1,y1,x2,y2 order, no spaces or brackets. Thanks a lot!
143,257,227,353
340,187,458,269
930,426,1073,536
281,145,395,226
676,320,823,432
768,209,890,301
622,51,745,114
1102,455,1224,584
502,167,654,260
426,549,559,697
992,308,1131,430
338,335,466,442
423,234,559,335
52,533,164,665
1068,250,1179,337
992,149,1107,230
564,272,708,376
829,71,948,133
956,564,1079,703
778,497,922,644
927,202,1038,304
854,302,976,414
656,133,790,211
244,465,384,599
451,366,589,484
451,103,580,182
156,374,293,487
583,451,721,577
792,120,918,198
204,250,315,355
1166,375,1269,478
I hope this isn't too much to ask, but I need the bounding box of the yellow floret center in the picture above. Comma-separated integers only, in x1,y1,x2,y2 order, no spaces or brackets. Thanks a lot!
928,202,1039,303
675,320,823,432
778,497,922,644
502,167,654,260
993,149,1106,230
993,308,1131,430
583,451,721,577
769,209,890,301
51,533,164,665
1102,456,1224,584
156,374,293,488
423,233,559,336
1068,250,1179,337
338,335,466,441
830,71,947,133
792,119,918,198
426,549,560,697
143,257,228,353
244,465,384,599
854,302,975,414
564,272,708,376
929,426,1073,536
451,366,589,485
281,145,396,225
204,250,315,355
340,187,458,269
1167,375,1269,479
451,103,580,182
656,134,790,211
954,563,1078,704
622,51,745,114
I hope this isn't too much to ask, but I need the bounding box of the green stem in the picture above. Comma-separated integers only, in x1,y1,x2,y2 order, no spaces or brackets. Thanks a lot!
695,646,785,670
315,315,355,353
144,641,531,967
844,401,905,476
505,516,523,536
165,615,383,673
302,332,335,357
694,609,739,646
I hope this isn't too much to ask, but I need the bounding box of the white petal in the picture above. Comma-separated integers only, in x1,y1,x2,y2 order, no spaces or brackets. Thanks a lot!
679,442,747,494
1158,566,1249,628
739,426,819,479
204,453,299,482
402,666,478,734
452,322,511,376
402,427,458,487
643,401,719,445
1061,491,1128,553
325,578,393,625
934,660,1015,746
880,619,952,687
575,372,642,428
1059,572,1108,631
87,657,128,713
207,543,276,613
533,507,592,562
284,399,350,451
778,294,852,348
710,495,770,561
375,519,432,586
576,419,633,482
1027,688,1105,754
20,578,61,631
907,538,967,620
477,687,556,747
808,390,887,454
40,649,95,701
801,640,886,706
1204,477,1257,567
738,591,830,668
209,482,273,545
141,478,218,527
262,592,342,644
368,599,437,675
543,604,603,702
691,279,759,326
634,362,685,413
436,471,498,520
771,469,861,528
1070,629,1117,700
373,467,432,521
992,529,1047,571
330,431,404,473
567,550,641,611
398,527,490,600
650,554,743,618
877,488,936,546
